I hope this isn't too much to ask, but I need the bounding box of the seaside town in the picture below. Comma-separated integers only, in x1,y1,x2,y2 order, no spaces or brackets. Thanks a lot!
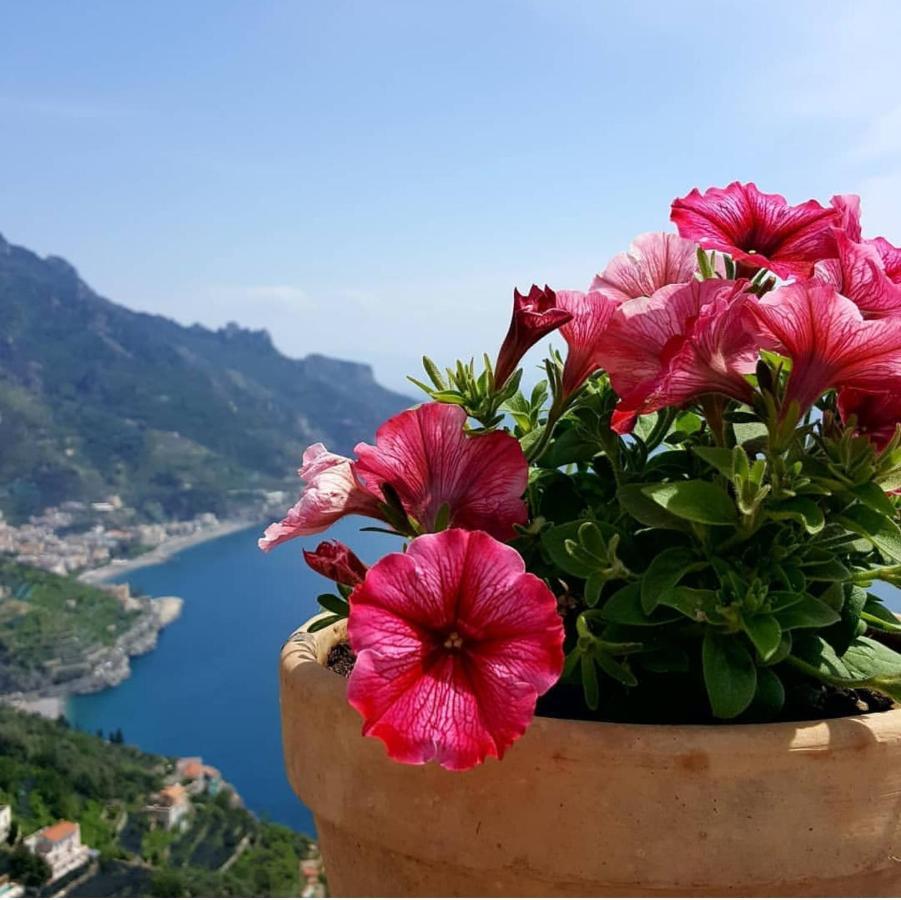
0,491,288,582
0,754,325,897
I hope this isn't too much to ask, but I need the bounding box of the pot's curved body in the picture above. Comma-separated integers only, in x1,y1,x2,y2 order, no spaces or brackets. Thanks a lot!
280,622,901,897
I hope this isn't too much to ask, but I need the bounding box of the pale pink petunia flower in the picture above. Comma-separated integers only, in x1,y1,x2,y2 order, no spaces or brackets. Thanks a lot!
556,290,621,398
346,529,565,771
830,194,862,243
745,281,901,416
868,236,901,283
258,444,382,551
590,232,699,303
671,182,841,279
593,279,758,434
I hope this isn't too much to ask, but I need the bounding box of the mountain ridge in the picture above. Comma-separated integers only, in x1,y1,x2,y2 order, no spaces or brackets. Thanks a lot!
0,232,410,522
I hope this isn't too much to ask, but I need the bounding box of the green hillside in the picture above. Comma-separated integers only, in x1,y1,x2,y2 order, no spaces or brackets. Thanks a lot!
0,706,316,897
0,233,409,522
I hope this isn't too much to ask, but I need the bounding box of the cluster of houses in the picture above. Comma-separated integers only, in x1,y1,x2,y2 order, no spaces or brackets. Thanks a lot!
0,755,241,895
0,501,229,577
144,756,226,831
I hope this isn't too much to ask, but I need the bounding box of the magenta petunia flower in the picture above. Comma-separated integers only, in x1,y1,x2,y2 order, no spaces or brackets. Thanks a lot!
745,281,901,416
258,445,382,551
590,231,699,303
557,289,621,398
671,182,841,279
346,529,564,771
260,404,529,549
493,285,572,389
354,403,528,541
593,279,758,434
814,230,901,319
838,384,901,451
303,540,368,587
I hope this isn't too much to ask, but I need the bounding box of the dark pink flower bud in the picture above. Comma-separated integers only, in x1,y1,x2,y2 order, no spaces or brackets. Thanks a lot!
493,285,572,389
303,540,368,587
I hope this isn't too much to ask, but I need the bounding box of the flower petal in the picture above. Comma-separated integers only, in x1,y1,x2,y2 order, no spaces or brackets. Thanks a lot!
258,444,382,550
557,290,621,397
590,232,698,303
671,182,839,278
353,403,528,540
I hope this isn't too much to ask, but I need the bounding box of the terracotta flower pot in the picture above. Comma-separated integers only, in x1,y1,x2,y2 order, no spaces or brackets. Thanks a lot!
280,619,901,897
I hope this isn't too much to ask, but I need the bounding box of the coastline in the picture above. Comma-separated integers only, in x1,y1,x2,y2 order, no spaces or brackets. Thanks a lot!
4,519,261,720
79,518,259,585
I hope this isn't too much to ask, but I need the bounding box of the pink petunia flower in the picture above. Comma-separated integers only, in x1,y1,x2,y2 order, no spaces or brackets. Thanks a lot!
354,403,528,541
830,194,862,242
745,281,901,416
837,384,901,451
260,404,529,548
258,445,382,551
493,285,572,389
868,236,901,283
346,529,565,771
671,182,841,279
557,290,621,398
814,230,901,319
303,540,368,587
590,231,699,303
593,279,758,434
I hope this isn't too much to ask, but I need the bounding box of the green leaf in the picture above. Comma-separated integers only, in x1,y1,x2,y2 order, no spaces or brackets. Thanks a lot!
594,650,638,687
861,596,901,633
743,614,782,661
616,484,691,532
580,654,600,710
767,497,825,534
849,482,897,518
658,587,724,624
702,630,757,719
692,446,736,479
799,558,851,582
749,667,785,718
673,410,703,435
541,521,597,578
837,506,901,563
307,613,345,632
317,593,349,616
601,583,683,627
641,481,738,525
789,635,901,702
638,645,691,673
640,547,703,615
821,584,867,656
774,594,841,630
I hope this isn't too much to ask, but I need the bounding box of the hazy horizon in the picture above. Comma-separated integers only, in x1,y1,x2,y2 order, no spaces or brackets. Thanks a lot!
4,0,901,392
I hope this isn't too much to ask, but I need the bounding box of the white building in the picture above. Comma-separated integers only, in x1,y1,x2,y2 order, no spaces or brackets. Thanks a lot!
23,821,91,883
145,784,191,831
0,805,10,843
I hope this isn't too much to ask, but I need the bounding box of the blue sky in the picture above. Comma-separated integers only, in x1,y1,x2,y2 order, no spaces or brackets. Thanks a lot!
3,1,901,391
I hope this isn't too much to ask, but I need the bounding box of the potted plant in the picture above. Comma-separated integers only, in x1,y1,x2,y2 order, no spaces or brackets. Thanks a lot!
266,182,901,897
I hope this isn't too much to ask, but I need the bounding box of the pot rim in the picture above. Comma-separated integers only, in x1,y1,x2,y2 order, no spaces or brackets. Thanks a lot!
283,615,901,741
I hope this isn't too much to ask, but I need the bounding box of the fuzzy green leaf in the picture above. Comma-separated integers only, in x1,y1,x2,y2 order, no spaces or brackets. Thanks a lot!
702,630,757,719
641,481,738,525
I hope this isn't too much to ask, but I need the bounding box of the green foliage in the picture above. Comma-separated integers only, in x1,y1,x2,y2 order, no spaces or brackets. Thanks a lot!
0,706,315,896
516,375,901,723
0,559,139,693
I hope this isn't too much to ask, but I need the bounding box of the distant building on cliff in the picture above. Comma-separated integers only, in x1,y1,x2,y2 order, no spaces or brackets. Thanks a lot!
23,821,92,882
175,756,223,796
145,784,191,831
0,805,10,843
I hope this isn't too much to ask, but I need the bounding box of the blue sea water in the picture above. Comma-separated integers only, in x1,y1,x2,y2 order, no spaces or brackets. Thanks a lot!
68,518,401,836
